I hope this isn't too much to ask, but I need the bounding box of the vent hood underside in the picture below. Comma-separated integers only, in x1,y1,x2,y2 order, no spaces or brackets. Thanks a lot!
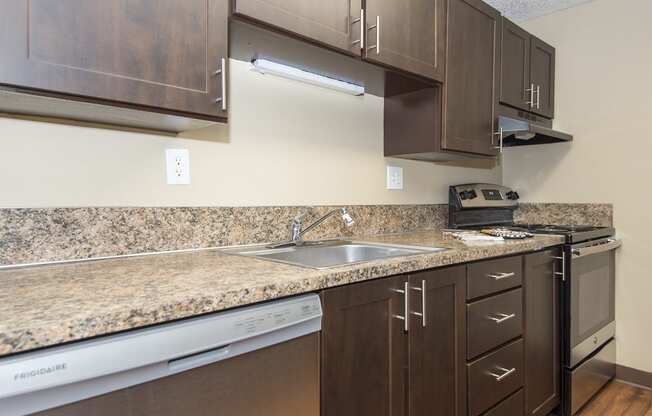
499,115,573,147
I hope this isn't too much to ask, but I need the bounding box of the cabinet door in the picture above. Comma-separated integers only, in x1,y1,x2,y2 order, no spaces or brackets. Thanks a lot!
321,276,408,416
364,0,446,82
233,0,362,56
529,36,555,119
500,18,532,112
0,0,228,119
409,266,467,416
442,0,501,156
524,249,561,416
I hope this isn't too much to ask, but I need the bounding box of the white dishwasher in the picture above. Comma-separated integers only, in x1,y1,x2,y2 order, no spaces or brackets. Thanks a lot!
0,294,322,416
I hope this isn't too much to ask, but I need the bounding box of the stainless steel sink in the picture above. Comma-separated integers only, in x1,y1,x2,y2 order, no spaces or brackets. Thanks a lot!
221,240,447,269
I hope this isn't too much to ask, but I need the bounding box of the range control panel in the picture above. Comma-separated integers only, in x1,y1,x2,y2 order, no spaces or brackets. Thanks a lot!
451,183,519,209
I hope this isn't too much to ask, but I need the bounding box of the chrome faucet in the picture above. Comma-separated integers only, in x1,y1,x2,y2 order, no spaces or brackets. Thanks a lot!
269,208,355,248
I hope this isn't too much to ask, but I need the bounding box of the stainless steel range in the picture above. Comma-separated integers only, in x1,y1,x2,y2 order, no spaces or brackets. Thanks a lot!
449,183,621,416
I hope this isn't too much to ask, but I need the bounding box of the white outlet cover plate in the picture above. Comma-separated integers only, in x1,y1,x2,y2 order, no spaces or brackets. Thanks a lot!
166,149,191,185
386,166,403,190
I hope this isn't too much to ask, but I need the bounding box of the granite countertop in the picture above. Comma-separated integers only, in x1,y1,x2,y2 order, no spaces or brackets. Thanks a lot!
0,230,564,357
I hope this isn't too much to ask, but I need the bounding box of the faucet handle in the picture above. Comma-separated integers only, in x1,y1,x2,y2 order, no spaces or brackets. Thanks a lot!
293,210,309,224
340,208,355,227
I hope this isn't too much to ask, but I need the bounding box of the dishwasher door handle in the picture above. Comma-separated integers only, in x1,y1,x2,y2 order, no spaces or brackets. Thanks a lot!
168,345,231,373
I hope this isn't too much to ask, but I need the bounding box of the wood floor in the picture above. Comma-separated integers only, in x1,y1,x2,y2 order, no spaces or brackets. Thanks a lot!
578,381,652,415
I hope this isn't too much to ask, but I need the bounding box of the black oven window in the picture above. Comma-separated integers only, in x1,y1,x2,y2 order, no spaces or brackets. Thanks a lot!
578,266,611,336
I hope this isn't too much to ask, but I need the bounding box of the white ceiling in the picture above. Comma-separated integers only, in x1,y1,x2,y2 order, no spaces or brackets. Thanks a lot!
484,0,597,22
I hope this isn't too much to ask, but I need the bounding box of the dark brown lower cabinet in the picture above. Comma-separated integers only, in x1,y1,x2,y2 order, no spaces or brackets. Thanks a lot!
321,275,408,416
321,266,467,416
408,267,467,416
524,249,561,416
322,250,562,416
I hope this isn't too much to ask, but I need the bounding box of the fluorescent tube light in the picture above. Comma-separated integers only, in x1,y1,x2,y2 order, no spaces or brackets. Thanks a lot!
250,59,365,96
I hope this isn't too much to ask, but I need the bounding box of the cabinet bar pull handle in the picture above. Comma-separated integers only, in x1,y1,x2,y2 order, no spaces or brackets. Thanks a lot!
214,58,227,111
552,252,566,281
536,85,541,109
367,16,380,54
487,272,515,280
351,9,364,48
391,281,409,332
526,83,535,107
410,280,427,327
493,127,503,152
488,366,516,381
487,313,516,324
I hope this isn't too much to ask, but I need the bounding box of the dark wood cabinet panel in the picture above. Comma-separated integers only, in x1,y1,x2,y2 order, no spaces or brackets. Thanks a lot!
467,289,523,359
467,256,523,300
321,276,408,416
468,339,524,416
483,389,524,416
409,266,467,416
0,0,228,119
442,0,501,156
364,0,446,82
500,18,532,112
524,249,561,416
529,36,555,119
233,0,362,56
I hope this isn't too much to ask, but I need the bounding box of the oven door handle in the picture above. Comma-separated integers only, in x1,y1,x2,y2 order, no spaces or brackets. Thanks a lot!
572,239,622,258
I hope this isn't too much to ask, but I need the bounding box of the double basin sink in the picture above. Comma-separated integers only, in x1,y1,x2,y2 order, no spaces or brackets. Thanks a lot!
222,240,447,269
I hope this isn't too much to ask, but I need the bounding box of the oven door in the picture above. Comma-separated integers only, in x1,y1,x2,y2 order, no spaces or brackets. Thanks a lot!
566,238,620,368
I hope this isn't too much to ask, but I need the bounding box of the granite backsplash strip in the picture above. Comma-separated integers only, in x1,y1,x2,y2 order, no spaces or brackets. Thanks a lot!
515,203,613,227
0,203,613,267
0,205,448,266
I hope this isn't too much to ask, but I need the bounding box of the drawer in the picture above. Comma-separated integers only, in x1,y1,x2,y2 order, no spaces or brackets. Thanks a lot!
467,289,523,359
468,256,523,300
483,389,524,416
468,339,524,416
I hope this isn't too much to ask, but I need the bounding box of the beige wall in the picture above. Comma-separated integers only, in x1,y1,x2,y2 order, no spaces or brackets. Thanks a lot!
0,59,500,208
502,0,652,372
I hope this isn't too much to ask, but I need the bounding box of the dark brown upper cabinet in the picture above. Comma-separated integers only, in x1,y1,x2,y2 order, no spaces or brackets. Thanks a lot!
500,18,555,118
233,0,446,82
524,249,561,416
363,0,447,82
500,18,532,112
321,266,467,416
232,0,362,57
441,0,501,156
384,0,501,161
0,0,229,124
529,36,555,118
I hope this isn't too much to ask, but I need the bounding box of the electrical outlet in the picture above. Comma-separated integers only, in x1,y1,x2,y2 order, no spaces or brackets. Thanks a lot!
166,149,191,185
386,166,403,190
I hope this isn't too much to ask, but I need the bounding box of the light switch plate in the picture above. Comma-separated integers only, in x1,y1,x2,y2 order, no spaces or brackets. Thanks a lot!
166,149,191,185
386,166,403,190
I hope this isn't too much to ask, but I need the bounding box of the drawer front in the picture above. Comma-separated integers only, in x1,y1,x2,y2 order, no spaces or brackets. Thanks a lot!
468,256,523,300
468,289,523,359
483,389,524,416
468,339,524,416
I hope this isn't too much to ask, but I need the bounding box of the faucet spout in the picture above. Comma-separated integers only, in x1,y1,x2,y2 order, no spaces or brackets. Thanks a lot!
268,208,355,249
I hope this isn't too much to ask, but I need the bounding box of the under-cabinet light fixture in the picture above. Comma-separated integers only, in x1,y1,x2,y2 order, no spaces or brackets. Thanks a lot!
250,58,365,96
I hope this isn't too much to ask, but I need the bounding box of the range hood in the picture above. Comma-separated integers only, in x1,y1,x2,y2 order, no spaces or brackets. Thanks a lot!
498,110,573,147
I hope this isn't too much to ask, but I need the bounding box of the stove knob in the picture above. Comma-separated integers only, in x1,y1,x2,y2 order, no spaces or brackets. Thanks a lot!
506,191,520,201
459,190,477,200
